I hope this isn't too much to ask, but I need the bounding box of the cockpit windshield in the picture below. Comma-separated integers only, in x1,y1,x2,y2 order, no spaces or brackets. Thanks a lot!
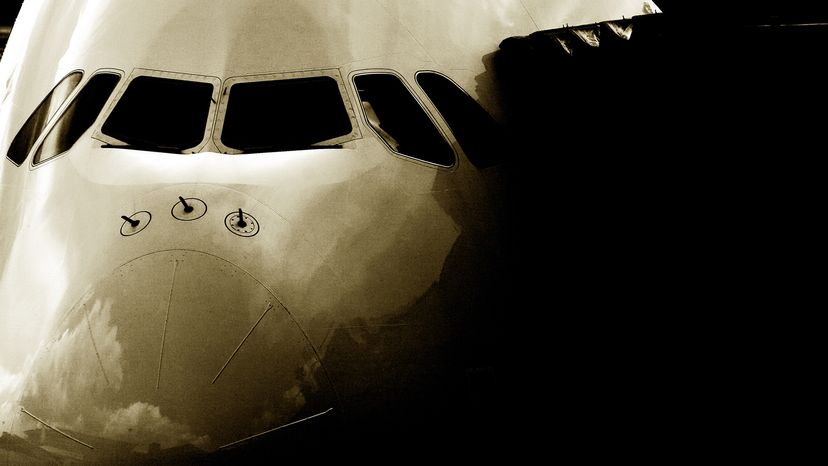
95,68,359,154
100,75,216,151
219,76,353,153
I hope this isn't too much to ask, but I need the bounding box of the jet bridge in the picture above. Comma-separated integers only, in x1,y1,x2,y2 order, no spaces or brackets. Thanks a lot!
496,8,828,155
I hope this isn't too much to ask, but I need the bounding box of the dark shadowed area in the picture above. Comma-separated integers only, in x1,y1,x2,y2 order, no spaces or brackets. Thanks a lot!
0,2,23,25
0,1,23,58
495,2,824,456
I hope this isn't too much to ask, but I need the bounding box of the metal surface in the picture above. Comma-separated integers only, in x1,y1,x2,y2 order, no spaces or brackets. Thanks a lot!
217,407,334,450
13,250,336,460
19,407,95,450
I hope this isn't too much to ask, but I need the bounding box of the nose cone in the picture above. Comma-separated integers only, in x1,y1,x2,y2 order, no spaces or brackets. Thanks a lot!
16,250,336,462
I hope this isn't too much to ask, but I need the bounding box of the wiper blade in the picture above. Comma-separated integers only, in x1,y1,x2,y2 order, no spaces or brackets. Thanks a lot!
100,143,185,154
241,143,343,154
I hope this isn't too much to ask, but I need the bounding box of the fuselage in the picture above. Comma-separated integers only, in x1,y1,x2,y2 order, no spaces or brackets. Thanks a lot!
0,0,657,460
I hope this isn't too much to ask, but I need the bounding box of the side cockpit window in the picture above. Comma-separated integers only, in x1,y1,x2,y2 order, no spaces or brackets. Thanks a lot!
6,71,82,165
33,72,121,165
416,72,504,168
98,72,220,152
353,73,454,167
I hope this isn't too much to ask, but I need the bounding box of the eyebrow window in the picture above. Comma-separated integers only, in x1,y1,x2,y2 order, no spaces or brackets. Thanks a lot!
220,76,353,153
33,72,121,165
353,73,454,167
101,75,214,151
6,71,83,165
416,72,504,168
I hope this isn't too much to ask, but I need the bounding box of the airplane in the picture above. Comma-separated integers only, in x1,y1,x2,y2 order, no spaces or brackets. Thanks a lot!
0,0,660,462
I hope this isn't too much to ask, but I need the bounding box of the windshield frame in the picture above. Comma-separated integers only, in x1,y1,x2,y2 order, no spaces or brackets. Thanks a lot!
92,68,222,153
213,68,361,155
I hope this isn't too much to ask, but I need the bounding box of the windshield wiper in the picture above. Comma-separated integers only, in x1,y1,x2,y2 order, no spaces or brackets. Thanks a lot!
240,143,343,154
102,142,344,154
100,142,185,154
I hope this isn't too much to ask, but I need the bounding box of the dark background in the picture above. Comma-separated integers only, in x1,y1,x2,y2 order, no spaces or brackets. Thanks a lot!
497,1,823,458
0,1,22,57
0,1,23,25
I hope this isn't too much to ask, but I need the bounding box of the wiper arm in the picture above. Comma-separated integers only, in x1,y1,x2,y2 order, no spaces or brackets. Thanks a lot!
100,143,185,154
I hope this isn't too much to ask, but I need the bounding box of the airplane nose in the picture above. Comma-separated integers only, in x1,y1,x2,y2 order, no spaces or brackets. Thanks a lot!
17,250,336,462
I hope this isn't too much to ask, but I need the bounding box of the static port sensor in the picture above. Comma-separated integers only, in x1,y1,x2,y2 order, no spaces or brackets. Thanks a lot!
225,209,259,237
172,197,207,221
120,211,151,236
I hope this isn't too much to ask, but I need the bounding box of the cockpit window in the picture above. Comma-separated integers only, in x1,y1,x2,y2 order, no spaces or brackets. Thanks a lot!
33,72,121,165
100,74,217,152
215,69,360,154
6,71,82,165
220,76,353,153
353,72,454,167
416,72,504,168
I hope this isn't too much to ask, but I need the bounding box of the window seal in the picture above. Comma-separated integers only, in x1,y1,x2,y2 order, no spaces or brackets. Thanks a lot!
213,68,362,155
4,69,84,167
91,68,221,154
350,69,456,169
30,69,124,169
